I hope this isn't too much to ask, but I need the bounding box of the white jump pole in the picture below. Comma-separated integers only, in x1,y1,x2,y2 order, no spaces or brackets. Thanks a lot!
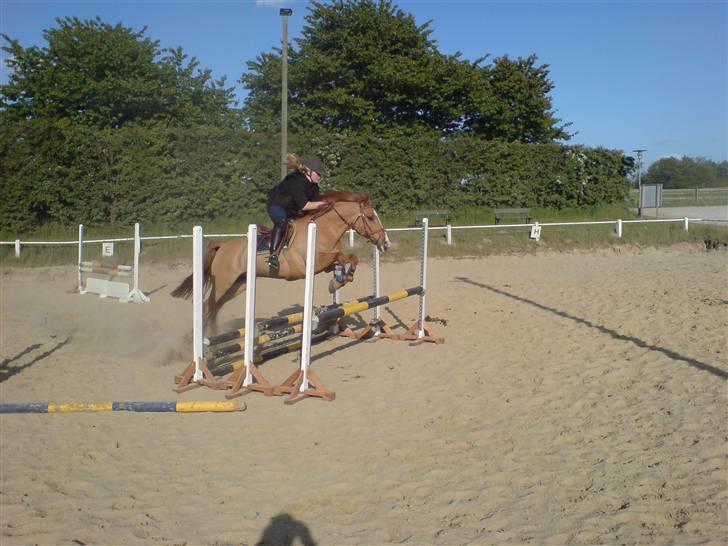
125,222,150,303
373,244,381,323
417,218,429,339
243,224,258,387
192,226,205,381
298,222,318,392
77,224,85,291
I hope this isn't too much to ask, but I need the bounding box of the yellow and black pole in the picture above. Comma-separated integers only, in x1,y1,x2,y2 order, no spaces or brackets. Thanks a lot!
0,401,245,413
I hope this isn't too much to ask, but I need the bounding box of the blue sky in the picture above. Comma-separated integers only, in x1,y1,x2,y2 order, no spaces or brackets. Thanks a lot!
1,0,726,168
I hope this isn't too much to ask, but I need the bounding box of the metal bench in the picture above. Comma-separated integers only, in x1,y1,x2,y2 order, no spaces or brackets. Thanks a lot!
493,208,532,224
414,209,450,226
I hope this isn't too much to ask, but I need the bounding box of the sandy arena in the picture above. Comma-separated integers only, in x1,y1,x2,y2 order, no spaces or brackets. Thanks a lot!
1,243,726,545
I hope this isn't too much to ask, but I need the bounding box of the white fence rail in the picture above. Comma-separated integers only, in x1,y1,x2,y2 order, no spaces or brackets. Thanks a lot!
0,217,703,258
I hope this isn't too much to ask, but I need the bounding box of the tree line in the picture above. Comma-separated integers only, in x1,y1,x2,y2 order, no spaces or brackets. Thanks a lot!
1,1,632,233
644,157,728,189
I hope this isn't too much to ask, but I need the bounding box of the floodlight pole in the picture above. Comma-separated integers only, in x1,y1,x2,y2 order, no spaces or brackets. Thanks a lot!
280,8,292,179
633,149,646,217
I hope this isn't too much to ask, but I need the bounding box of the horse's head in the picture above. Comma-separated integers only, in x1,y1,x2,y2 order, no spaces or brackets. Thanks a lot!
356,198,390,252
324,191,390,252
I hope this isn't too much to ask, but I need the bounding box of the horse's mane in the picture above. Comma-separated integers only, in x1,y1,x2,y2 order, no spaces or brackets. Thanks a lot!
322,190,371,204
302,190,372,218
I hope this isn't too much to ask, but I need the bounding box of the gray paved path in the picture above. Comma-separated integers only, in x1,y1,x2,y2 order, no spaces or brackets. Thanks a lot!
635,205,727,225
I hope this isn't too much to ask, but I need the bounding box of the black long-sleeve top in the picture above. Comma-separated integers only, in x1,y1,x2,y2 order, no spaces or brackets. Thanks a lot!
267,171,321,217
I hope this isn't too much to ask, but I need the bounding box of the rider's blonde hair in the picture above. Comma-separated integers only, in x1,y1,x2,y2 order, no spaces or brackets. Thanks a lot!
286,153,305,173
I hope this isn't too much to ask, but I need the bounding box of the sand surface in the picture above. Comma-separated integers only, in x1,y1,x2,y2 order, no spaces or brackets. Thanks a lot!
1,243,726,545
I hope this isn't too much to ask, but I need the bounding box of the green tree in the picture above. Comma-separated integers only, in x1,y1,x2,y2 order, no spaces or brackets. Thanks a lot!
1,17,236,128
472,55,571,143
644,156,726,188
160,47,240,127
241,0,570,142
243,0,467,134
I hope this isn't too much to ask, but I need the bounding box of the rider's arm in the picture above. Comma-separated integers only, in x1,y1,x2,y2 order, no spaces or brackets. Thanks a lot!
301,201,326,211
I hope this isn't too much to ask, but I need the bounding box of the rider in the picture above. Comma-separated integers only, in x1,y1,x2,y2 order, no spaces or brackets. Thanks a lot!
266,155,328,270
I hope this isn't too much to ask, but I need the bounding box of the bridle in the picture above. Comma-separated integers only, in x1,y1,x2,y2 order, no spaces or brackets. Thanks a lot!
330,201,387,245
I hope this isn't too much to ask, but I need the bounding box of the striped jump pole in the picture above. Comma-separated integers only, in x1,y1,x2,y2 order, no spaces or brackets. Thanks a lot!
207,331,332,378
205,288,406,371
0,401,245,414
80,262,133,275
312,287,423,328
205,291,381,348
206,314,304,347
208,324,305,362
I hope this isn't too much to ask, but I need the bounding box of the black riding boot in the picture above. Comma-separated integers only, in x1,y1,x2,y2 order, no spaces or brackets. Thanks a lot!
267,224,285,269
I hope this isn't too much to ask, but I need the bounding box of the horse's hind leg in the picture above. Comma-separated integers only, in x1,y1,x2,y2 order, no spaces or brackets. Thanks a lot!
206,276,247,334
204,280,221,334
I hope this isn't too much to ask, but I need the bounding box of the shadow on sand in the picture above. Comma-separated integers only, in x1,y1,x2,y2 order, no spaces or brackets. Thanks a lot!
0,336,73,383
256,513,316,546
456,277,727,381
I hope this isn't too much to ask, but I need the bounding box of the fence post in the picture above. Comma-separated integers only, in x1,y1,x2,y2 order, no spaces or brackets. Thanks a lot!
615,219,623,238
446,224,452,245
683,217,689,231
14,240,20,257
349,228,355,248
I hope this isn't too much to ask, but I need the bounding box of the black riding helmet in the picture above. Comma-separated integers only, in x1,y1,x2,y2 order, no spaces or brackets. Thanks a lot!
303,157,327,177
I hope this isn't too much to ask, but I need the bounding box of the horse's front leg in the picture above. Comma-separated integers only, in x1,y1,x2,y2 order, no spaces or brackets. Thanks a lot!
340,253,358,282
327,252,359,293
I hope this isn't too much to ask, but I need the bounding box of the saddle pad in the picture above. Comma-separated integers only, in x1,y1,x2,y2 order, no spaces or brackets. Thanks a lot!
255,231,270,253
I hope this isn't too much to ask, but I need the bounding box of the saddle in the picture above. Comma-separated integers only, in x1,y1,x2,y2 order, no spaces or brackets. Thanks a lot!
256,221,297,254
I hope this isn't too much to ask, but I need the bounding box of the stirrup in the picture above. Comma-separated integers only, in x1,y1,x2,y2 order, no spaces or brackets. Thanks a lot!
267,254,280,269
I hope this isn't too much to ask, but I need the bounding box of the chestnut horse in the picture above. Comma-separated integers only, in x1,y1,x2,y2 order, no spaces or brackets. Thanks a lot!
171,191,390,324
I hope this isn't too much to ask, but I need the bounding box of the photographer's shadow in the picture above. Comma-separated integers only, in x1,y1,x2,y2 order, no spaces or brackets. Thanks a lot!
256,513,316,546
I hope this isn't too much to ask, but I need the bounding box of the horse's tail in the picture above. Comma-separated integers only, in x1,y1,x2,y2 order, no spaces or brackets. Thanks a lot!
170,242,222,299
